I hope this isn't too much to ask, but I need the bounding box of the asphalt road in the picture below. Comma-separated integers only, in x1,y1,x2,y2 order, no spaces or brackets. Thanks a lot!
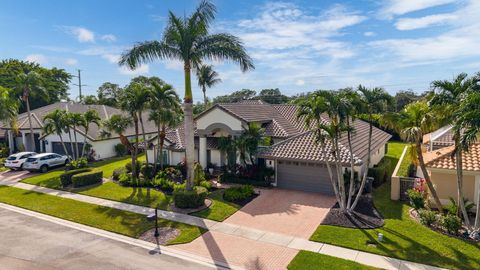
0,207,212,270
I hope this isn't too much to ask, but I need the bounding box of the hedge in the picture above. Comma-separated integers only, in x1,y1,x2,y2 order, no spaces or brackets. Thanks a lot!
72,170,103,188
60,168,92,187
224,185,254,202
218,173,270,187
173,186,207,209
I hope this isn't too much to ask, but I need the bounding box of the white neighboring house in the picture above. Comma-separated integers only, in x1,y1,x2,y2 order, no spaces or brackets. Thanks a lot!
0,102,158,160
147,100,392,195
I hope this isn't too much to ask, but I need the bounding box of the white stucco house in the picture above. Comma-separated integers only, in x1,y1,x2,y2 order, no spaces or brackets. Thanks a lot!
147,100,391,194
0,102,158,160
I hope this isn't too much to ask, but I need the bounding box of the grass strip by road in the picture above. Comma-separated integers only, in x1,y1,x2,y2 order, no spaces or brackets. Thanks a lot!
0,185,205,245
309,142,480,270
288,251,378,270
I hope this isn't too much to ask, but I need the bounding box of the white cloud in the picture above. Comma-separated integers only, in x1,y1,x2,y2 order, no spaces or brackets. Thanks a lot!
102,54,120,64
163,60,183,71
119,64,149,75
101,34,117,42
364,31,376,37
295,79,305,86
395,13,457,30
25,54,47,64
62,26,95,43
380,0,456,18
65,58,78,65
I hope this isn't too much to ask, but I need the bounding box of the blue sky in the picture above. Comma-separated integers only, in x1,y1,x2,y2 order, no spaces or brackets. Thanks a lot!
1,0,479,101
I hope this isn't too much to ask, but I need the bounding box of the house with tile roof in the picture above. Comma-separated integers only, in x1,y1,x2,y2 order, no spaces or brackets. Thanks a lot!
422,143,480,205
0,102,159,160
147,100,391,194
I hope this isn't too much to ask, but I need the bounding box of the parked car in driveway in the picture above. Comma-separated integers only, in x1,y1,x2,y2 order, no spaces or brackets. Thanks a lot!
4,152,37,171
23,153,70,173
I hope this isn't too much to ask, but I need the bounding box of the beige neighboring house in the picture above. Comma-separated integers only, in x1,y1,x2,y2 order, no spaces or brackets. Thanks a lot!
147,100,392,195
423,143,480,206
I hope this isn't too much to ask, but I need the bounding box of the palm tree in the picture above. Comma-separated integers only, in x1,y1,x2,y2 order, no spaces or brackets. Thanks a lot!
382,101,444,211
71,113,85,160
101,114,134,172
64,112,76,158
296,91,347,210
0,86,18,125
430,73,479,228
454,90,480,231
149,81,181,172
15,71,44,151
119,0,254,190
43,109,69,155
241,123,266,165
80,109,101,158
349,86,393,211
197,64,221,105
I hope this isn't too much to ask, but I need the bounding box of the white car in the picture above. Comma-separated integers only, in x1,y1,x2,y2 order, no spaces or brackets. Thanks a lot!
23,153,70,173
4,152,37,170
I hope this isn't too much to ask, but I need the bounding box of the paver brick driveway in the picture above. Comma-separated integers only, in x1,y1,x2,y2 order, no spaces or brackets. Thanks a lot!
225,188,335,239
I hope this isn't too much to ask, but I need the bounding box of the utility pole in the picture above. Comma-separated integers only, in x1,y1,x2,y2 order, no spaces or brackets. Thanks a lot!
72,69,87,102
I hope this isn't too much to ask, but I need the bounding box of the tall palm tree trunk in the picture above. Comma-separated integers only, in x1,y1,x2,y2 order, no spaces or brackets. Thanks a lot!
475,185,480,230
58,134,69,158
334,135,346,210
184,64,195,190
416,141,443,212
81,127,89,158
346,118,356,209
454,140,471,229
73,127,79,159
350,119,373,211
320,140,341,205
138,112,149,164
25,95,35,152
68,130,75,158
159,126,166,170
202,86,208,106
132,116,139,178
153,125,160,174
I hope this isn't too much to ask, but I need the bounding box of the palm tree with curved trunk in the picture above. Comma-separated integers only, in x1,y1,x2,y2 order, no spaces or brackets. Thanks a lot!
101,114,134,172
71,113,85,160
80,109,101,158
15,71,44,152
149,81,181,172
197,64,221,105
430,73,479,228
382,101,444,211
43,109,69,155
119,0,254,190
64,112,77,159
349,86,393,211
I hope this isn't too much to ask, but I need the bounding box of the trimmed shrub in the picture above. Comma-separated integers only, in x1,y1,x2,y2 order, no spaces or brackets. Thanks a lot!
224,185,254,202
72,170,103,188
218,173,270,187
125,160,143,173
153,177,175,191
118,172,132,186
407,189,425,210
114,143,127,157
199,180,212,190
441,214,462,235
66,158,88,170
60,168,92,187
193,163,206,186
418,209,437,226
140,164,155,179
112,168,126,181
173,186,208,209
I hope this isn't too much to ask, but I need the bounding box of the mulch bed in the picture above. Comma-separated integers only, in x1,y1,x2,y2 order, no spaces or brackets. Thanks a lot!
170,199,212,214
139,227,180,245
321,195,384,229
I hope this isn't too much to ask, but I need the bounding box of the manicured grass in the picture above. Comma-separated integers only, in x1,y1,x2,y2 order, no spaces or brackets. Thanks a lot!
0,186,205,244
288,251,378,270
191,189,242,221
309,142,480,270
396,145,413,177
384,142,408,177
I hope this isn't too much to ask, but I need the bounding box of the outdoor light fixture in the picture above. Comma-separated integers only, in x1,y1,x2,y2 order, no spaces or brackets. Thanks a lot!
154,207,159,238
378,233,384,242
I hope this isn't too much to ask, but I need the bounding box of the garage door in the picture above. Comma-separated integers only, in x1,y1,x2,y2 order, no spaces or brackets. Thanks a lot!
52,142,84,156
276,160,335,195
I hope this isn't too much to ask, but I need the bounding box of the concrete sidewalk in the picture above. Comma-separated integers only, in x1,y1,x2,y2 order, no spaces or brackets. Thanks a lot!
0,180,448,270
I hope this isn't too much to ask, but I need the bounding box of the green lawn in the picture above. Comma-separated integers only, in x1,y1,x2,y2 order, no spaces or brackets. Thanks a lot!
396,145,413,177
191,189,242,221
0,186,205,244
310,142,480,270
21,155,241,221
288,251,378,270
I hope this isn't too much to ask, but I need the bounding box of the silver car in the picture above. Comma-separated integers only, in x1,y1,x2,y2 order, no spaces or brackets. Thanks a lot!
4,152,37,170
23,153,70,173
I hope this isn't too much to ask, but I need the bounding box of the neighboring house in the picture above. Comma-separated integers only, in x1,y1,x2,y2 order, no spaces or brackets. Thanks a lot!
0,102,158,160
423,125,454,151
423,143,480,206
147,100,391,195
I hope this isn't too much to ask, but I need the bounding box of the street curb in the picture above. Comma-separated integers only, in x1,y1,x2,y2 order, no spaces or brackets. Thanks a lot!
0,202,243,270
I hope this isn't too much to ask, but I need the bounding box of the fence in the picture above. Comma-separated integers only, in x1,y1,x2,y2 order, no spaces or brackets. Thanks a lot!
399,176,416,201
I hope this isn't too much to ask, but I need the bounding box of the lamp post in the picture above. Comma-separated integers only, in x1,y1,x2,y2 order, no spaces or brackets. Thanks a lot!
154,207,159,238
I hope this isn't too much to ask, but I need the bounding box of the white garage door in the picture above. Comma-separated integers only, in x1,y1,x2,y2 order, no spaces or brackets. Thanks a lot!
277,160,335,195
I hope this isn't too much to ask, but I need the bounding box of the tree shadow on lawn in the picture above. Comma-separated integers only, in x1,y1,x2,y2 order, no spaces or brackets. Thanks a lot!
93,204,154,238
123,185,170,210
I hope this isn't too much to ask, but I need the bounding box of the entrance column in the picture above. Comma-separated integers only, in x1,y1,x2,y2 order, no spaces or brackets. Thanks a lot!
199,136,207,168
21,132,27,151
7,130,14,154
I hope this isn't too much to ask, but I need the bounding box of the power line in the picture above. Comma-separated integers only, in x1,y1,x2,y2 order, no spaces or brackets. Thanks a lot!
72,69,87,102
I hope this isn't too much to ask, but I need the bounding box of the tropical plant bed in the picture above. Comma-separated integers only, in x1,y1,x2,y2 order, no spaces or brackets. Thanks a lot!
409,209,479,242
321,195,384,229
